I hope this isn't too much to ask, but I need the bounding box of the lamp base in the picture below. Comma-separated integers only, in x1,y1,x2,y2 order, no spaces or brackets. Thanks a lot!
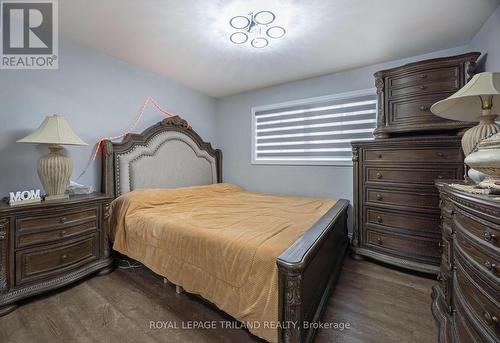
461,114,500,156
37,145,72,199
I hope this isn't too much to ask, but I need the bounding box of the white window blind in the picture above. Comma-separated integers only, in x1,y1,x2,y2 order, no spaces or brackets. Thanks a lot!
252,89,377,166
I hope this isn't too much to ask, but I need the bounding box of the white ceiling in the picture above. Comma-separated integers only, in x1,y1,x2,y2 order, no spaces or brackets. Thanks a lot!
61,0,499,97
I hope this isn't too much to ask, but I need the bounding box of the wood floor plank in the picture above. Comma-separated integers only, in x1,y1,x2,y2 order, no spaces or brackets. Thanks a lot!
0,256,437,343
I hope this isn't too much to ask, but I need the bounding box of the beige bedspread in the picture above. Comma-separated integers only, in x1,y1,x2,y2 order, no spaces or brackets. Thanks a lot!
110,183,336,342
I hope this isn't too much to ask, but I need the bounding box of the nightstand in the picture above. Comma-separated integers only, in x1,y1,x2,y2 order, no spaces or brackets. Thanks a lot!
0,193,114,316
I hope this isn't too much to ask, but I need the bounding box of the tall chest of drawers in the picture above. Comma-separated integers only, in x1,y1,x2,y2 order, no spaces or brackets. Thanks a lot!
0,193,114,316
351,52,479,274
352,136,464,274
433,182,499,343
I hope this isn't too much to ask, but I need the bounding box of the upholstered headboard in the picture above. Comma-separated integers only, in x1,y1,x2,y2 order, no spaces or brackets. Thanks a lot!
101,117,222,197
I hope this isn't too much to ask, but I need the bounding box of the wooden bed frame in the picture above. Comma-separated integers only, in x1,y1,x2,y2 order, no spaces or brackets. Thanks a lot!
101,117,349,343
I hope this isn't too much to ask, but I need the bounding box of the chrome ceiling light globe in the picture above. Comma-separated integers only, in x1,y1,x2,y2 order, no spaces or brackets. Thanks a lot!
253,10,275,25
266,26,286,39
230,32,248,44
251,37,268,48
229,16,250,30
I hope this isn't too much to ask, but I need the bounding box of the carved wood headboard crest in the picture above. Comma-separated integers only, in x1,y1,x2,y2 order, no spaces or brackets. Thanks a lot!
101,116,222,197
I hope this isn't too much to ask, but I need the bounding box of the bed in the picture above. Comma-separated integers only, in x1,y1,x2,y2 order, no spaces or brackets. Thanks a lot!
101,117,349,343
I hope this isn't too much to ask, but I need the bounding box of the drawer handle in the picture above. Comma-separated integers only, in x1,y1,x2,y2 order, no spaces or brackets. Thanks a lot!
376,237,383,245
376,194,383,201
484,260,496,272
438,241,442,248
376,172,383,179
59,217,67,224
59,230,67,237
420,74,427,79
420,85,427,90
376,215,383,223
377,154,382,159
437,152,444,157
483,311,498,326
484,231,496,242
437,175,444,179
419,105,429,111
61,254,68,261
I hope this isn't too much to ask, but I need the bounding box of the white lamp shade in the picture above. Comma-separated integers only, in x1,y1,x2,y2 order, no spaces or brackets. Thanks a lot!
430,72,500,122
17,115,88,146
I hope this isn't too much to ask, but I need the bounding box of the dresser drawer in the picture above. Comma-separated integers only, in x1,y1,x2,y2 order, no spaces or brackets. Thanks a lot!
364,147,462,163
388,67,459,89
455,261,500,339
16,220,97,248
365,166,457,186
365,187,440,210
453,291,490,343
455,228,499,279
16,208,98,232
365,207,440,235
388,65,460,99
15,234,99,285
389,81,459,98
365,229,441,261
388,94,456,127
455,209,499,250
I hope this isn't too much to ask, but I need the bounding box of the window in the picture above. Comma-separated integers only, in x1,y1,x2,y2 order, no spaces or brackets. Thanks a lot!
251,89,377,166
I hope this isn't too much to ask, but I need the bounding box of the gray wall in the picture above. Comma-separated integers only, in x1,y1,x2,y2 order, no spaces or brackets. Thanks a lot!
0,39,216,196
469,4,500,71
214,46,469,208
214,5,500,233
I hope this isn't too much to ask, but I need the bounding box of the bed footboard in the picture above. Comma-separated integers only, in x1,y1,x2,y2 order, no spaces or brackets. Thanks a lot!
277,199,349,343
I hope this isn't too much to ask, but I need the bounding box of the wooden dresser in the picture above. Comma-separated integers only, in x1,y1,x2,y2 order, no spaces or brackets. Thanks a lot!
0,193,114,316
352,136,464,274
433,182,499,343
351,53,480,274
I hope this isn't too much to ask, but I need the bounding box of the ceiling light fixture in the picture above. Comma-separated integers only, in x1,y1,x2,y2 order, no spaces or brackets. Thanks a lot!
229,10,286,48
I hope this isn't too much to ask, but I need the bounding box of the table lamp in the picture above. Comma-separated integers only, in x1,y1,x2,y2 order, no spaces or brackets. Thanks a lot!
17,115,88,200
431,72,500,157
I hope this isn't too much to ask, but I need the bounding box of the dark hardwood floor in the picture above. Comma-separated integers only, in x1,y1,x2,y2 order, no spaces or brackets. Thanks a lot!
0,256,437,343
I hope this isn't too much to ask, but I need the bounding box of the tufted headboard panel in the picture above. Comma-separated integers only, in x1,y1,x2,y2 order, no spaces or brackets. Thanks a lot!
101,117,222,197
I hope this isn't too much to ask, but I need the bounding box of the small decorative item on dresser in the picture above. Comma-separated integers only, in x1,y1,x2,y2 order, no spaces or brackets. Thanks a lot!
8,189,41,206
17,115,88,200
433,181,499,343
431,72,500,157
0,193,114,317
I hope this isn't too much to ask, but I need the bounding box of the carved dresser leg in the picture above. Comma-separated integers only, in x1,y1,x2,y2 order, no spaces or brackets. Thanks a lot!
96,266,115,276
351,253,365,261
